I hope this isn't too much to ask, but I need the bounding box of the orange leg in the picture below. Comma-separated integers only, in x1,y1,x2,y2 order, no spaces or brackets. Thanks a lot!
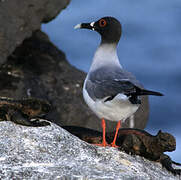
95,118,109,147
111,120,121,147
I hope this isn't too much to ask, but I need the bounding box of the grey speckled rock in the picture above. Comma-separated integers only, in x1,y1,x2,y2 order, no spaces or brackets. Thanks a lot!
0,122,180,180
0,0,70,64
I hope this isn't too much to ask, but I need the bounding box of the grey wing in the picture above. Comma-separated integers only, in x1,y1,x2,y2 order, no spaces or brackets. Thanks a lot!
86,66,142,100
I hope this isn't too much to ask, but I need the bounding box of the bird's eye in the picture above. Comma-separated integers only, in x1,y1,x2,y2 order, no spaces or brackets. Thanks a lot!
99,19,107,27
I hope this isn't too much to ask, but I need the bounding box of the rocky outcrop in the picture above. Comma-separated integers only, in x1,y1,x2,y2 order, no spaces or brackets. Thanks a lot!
0,0,70,64
0,30,149,131
0,121,180,180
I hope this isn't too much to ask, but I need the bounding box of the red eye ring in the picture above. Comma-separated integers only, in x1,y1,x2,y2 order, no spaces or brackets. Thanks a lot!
99,19,107,27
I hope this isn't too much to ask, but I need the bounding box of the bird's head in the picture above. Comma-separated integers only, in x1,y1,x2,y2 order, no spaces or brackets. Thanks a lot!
74,17,122,44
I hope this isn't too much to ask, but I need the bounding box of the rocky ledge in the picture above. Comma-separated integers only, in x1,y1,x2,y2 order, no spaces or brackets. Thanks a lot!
0,121,180,180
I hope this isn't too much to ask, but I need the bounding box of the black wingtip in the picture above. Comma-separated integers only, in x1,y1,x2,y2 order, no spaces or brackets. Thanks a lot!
138,89,164,96
155,92,164,96
148,91,164,96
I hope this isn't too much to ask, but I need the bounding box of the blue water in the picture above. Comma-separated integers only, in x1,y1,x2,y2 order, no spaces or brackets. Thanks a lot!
42,0,181,162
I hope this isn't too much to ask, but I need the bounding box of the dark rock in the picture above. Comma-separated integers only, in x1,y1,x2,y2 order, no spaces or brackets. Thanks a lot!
0,0,70,64
0,97,51,127
0,30,149,131
0,121,180,180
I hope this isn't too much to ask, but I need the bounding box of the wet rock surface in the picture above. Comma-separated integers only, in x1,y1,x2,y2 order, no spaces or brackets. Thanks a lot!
0,0,70,64
0,121,180,180
0,30,149,131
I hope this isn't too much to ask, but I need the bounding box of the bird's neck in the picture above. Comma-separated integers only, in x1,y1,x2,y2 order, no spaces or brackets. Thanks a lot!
89,43,122,72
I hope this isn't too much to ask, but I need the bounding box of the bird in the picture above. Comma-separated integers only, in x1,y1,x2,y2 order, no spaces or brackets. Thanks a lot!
74,17,163,147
